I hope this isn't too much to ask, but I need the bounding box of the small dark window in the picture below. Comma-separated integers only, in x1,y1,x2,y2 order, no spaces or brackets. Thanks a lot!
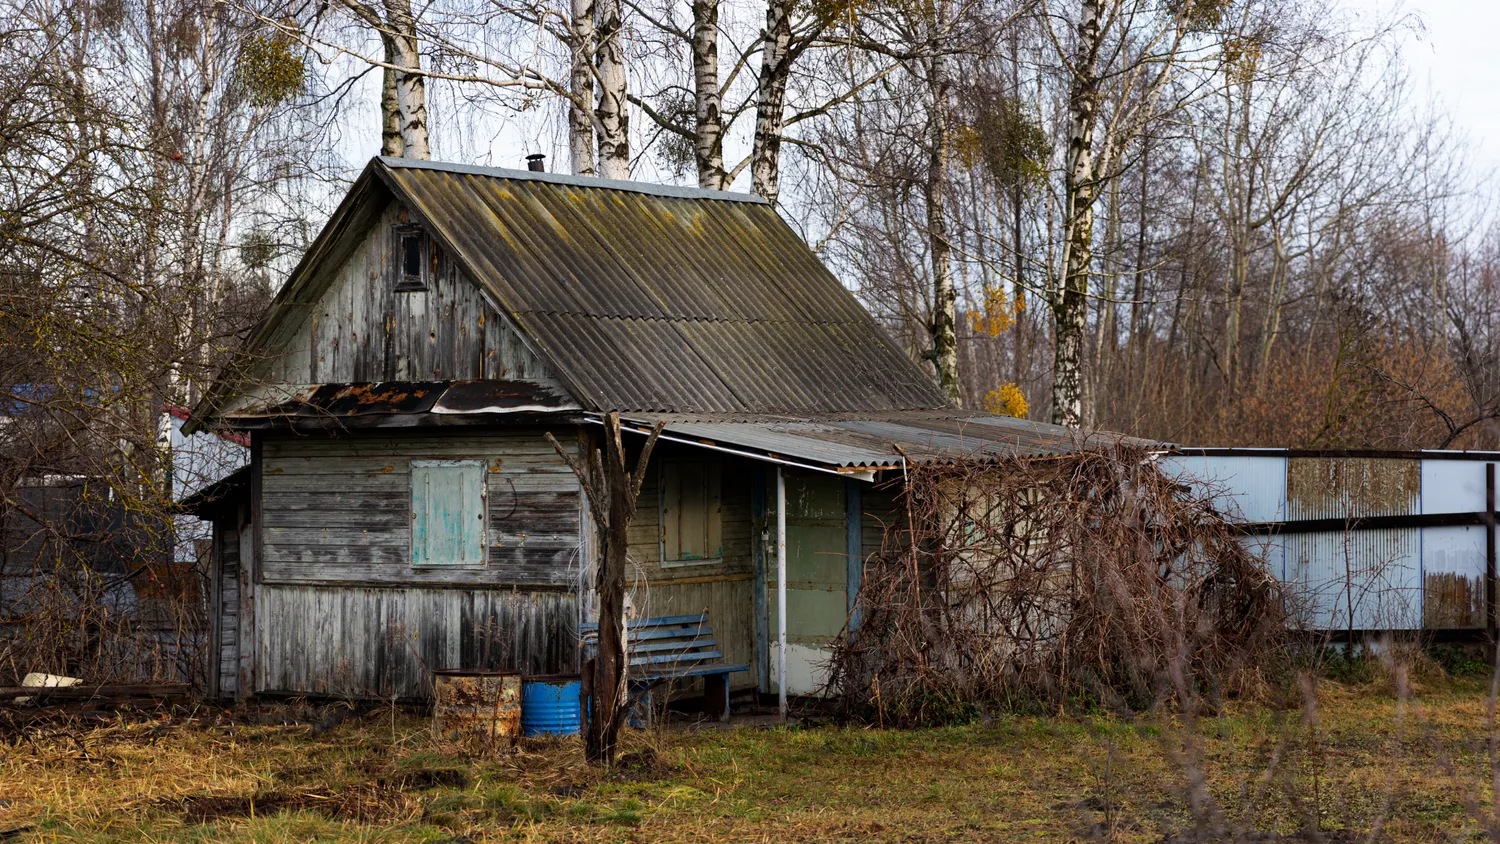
393,224,427,292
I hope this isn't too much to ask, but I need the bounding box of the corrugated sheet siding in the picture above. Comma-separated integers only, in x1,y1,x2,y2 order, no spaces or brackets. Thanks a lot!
1421,459,1492,628
1168,452,1500,631
1420,459,1488,514
1286,457,1420,521
1422,526,1486,628
1158,454,1287,523
260,430,582,586
257,585,577,699
1286,529,1421,630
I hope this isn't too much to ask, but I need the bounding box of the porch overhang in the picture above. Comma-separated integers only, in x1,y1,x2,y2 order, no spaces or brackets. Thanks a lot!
606,410,1166,480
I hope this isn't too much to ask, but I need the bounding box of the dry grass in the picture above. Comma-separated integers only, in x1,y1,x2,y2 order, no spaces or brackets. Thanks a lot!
1,679,1498,842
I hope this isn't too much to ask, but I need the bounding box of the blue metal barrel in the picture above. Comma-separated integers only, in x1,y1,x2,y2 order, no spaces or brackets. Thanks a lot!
521,674,583,736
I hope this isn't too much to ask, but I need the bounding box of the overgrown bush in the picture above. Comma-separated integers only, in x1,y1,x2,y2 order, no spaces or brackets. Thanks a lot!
826,445,1285,725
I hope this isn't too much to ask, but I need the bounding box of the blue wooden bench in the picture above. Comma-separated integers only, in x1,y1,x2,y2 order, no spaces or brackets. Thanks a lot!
581,612,749,722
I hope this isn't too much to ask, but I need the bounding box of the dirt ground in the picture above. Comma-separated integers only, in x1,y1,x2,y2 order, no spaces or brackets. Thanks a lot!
2,679,1499,842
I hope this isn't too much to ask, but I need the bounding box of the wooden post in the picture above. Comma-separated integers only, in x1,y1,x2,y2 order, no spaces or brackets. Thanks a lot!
752,471,769,695
547,414,661,766
845,478,862,630
1487,463,1496,655
777,466,787,721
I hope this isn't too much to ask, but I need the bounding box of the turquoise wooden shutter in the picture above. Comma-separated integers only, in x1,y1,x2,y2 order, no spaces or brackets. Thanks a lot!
411,459,486,566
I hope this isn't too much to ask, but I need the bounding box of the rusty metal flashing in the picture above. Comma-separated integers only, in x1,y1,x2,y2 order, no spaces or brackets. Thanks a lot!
226,379,579,420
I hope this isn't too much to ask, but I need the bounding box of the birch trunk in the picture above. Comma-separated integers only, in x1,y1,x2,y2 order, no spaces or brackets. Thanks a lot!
381,58,404,156
384,0,429,159
569,0,596,176
1052,0,1102,428
691,0,727,189
750,0,792,202
926,26,960,405
593,0,629,179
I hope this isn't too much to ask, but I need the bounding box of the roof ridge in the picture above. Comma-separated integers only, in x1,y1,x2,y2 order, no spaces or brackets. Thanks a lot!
526,310,867,326
378,156,769,206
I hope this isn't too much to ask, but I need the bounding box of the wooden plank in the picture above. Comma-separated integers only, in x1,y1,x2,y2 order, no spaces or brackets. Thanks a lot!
753,466,768,693
254,585,579,700
628,638,716,655
707,460,723,558
846,477,862,626
242,442,261,700
582,613,706,631
630,650,722,666
0,684,190,700
638,663,750,680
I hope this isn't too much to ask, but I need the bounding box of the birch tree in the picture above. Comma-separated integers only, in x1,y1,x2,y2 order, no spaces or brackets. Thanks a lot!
570,0,597,174
335,0,431,158
594,0,630,178
925,0,960,403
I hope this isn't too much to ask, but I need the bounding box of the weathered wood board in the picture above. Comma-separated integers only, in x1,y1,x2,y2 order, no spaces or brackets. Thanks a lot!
259,430,583,587
230,200,570,416
256,585,577,699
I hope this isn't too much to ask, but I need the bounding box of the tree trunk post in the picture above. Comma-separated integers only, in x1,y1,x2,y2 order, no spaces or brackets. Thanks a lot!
547,414,662,765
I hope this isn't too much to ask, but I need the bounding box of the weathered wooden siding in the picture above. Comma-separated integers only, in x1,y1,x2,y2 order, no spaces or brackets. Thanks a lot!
217,526,240,698
259,430,582,587
232,200,567,414
257,585,577,699
860,480,904,560
626,446,757,691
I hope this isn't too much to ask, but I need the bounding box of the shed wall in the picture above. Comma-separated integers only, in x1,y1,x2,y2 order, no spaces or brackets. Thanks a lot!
1168,452,1500,632
234,200,567,415
256,585,577,699
260,430,582,586
252,428,583,699
624,445,756,692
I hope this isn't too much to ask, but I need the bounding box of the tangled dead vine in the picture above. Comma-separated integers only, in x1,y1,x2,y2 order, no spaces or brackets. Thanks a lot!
826,445,1283,725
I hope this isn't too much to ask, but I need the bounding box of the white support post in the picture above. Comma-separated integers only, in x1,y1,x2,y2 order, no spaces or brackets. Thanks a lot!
776,466,787,721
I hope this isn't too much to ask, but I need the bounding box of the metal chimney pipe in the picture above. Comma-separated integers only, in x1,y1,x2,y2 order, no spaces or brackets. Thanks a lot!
525,153,546,172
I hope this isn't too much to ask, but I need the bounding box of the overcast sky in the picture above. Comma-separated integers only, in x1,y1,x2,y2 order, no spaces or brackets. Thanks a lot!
1349,0,1500,176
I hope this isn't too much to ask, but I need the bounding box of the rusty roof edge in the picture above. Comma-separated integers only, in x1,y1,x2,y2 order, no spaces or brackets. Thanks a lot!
378,156,769,205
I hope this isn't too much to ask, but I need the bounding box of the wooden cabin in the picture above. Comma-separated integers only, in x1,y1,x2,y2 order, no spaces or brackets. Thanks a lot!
183,156,1099,704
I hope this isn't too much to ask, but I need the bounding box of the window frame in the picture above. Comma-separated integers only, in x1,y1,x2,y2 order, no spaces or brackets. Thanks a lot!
409,458,488,568
657,458,723,569
393,223,429,293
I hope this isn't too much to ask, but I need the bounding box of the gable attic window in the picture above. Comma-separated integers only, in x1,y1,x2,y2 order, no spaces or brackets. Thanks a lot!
410,459,486,566
658,459,722,567
393,223,428,292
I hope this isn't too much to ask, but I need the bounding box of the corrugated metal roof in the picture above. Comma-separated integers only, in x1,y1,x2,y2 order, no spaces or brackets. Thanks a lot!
621,411,1163,467
374,158,950,415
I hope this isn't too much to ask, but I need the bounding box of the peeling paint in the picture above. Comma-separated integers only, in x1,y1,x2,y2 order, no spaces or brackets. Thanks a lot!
1424,573,1484,629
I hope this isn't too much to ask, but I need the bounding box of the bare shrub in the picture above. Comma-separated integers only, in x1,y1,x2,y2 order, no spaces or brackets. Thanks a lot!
826,444,1285,724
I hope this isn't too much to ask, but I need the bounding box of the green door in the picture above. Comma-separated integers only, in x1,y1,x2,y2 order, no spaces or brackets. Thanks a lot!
766,471,848,696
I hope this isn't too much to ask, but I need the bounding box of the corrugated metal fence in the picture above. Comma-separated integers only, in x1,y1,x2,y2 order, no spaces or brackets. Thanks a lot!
1162,450,1498,633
